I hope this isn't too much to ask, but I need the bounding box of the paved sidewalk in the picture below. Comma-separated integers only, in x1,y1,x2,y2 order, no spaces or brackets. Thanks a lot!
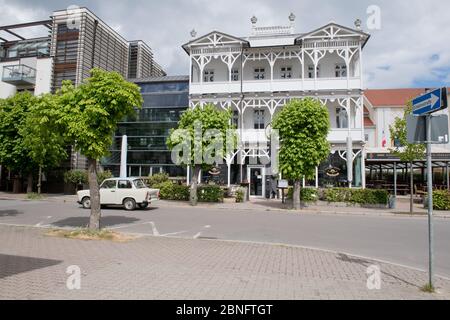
0,192,75,203
0,225,449,300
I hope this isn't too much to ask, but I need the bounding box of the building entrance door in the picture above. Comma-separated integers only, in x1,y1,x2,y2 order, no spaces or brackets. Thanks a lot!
248,166,265,197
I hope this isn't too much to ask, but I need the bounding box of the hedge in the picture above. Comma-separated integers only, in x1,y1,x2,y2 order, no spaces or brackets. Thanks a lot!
153,181,224,203
64,169,113,186
153,181,190,201
147,173,170,187
323,188,389,205
432,190,450,210
287,188,319,203
198,185,224,203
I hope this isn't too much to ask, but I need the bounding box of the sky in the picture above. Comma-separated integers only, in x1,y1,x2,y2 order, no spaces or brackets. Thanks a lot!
1,0,449,89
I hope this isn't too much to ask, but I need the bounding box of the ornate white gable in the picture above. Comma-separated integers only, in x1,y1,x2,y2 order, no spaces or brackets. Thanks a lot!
297,23,370,43
183,31,249,53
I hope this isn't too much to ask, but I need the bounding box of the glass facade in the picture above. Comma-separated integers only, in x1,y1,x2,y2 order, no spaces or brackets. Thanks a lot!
102,78,189,177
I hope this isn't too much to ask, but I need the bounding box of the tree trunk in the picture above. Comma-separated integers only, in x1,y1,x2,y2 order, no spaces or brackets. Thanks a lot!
88,158,101,230
190,165,200,206
26,173,33,194
410,161,414,214
293,180,301,210
37,166,42,195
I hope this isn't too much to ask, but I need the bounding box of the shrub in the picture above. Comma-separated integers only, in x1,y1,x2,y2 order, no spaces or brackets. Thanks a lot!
147,173,169,187
198,185,224,203
153,181,189,201
235,188,245,203
171,184,190,201
97,170,113,184
287,187,318,203
323,188,350,203
64,169,113,187
323,188,388,205
152,182,223,203
433,190,450,210
64,170,88,186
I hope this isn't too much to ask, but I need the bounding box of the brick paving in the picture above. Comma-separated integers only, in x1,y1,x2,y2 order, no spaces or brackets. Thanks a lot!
0,225,449,300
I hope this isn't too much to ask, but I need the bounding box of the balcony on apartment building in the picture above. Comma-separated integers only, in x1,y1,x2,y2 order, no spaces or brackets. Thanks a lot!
235,128,364,151
2,64,36,86
190,64,362,95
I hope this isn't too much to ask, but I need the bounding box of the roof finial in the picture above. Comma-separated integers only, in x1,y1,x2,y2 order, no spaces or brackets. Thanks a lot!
190,29,197,38
251,15,258,25
354,19,362,30
289,12,296,22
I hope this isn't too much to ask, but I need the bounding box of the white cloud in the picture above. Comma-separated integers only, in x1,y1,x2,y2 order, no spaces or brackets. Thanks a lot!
2,0,449,88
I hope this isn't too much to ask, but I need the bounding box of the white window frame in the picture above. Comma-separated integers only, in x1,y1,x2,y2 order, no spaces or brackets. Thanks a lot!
336,107,349,129
307,65,320,78
203,69,215,82
335,64,347,78
254,68,266,80
231,69,239,81
254,109,265,130
280,66,292,79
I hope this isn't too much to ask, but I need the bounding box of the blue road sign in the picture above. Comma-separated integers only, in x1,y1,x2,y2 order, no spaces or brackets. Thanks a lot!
412,88,447,116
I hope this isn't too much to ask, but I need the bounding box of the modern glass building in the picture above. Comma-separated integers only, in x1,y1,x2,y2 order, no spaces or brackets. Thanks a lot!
102,76,189,177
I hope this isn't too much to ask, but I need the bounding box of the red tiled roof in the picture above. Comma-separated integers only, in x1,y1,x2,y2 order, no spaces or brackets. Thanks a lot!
365,88,426,107
364,117,375,127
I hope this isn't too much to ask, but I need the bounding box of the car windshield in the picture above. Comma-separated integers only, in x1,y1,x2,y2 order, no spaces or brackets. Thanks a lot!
133,179,147,189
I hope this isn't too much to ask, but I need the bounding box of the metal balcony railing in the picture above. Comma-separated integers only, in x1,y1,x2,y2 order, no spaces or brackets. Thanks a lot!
2,64,36,86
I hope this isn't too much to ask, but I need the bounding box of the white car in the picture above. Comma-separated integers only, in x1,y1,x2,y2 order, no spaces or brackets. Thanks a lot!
77,178,160,211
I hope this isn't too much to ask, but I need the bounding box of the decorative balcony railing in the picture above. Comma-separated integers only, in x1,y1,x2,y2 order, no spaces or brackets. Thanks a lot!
2,64,36,86
252,25,294,36
190,78,362,95
235,128,364,149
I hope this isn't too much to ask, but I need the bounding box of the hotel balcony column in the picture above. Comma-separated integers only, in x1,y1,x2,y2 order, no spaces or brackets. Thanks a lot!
360,95,366,189
359,43,364,88
301,49,305,89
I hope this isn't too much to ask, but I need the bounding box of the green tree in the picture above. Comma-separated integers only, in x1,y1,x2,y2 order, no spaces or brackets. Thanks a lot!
0,92,38,193
273,98,331,210
20,94,68,194
167,104,234,206
58,68,143,230
389,103,425,213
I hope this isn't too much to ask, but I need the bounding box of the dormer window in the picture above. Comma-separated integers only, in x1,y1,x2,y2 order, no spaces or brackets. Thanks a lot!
335,64,347,78
280,67,292,79
203,69,214,82
254,68,265,80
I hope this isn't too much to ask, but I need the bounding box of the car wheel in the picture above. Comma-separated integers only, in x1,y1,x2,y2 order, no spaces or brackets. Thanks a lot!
123,198,136,211
81,197,91,209
138,203,149,209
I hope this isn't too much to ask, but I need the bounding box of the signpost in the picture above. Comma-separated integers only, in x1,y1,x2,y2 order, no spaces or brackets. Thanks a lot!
409,87,448,290
412,87,447,116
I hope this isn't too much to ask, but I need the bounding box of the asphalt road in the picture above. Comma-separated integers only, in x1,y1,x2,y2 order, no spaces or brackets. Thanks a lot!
1,198,449,278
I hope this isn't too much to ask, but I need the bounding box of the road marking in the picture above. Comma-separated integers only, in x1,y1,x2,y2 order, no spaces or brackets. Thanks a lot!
193,232,202,239
204,225,211,228
149,221,159,236
35,216,52,227
160,230,188,236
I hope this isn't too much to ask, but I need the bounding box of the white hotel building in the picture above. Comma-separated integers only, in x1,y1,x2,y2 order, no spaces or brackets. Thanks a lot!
182,15,370,196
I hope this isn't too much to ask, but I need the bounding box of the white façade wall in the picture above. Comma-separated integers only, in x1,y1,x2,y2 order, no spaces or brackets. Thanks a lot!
34,57,53,96
375,107,404,148
365,128,376,147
